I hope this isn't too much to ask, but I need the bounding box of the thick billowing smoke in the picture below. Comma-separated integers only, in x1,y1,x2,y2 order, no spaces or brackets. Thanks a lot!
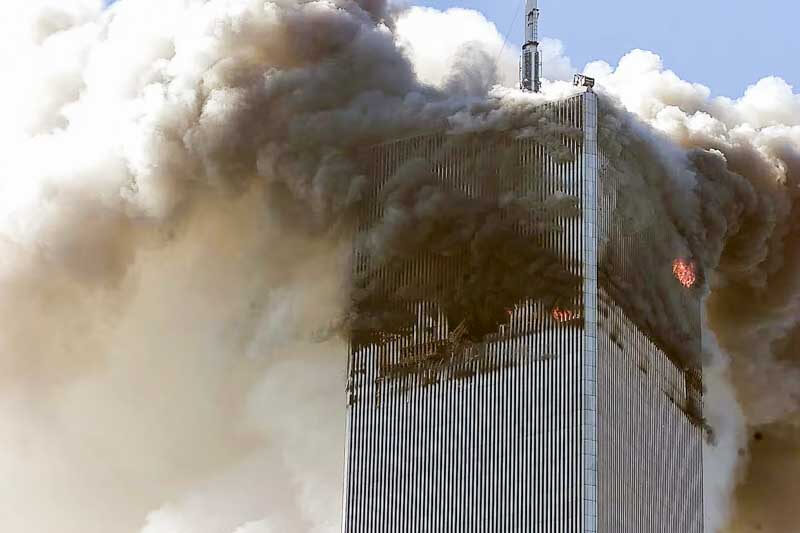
0,0,459,532
3,2,799,533
353,139,582,343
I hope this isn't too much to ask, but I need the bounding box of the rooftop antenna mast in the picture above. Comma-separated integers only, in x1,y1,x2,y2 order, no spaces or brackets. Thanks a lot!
520,0,541,92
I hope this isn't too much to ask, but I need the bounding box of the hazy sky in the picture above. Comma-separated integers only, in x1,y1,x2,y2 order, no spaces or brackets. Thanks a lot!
413,0,799,98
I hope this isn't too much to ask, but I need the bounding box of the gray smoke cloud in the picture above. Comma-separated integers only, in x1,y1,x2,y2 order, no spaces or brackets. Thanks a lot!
0,0,461,531
2,2,799,533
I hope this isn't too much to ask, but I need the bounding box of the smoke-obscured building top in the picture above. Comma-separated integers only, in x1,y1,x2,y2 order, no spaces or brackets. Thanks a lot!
342,90,704,532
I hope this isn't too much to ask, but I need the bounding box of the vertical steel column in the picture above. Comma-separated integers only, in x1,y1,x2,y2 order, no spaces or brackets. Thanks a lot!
581,91,599,533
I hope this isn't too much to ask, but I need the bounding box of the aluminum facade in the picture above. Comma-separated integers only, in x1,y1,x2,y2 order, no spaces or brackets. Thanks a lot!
595,130,704,532
595,291,703,532
343,92,703,532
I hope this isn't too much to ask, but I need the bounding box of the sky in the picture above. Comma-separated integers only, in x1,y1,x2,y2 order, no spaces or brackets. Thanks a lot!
413,0,799,99
100,0,797,98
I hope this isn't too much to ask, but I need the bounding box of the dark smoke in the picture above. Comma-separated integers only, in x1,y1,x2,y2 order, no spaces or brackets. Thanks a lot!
351,133,582,345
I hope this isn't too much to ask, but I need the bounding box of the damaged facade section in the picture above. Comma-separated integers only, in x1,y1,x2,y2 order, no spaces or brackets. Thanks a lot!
343,92,703,533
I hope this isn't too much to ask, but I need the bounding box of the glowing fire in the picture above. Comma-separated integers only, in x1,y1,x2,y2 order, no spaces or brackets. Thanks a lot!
672,258,698,288
552,306,578,323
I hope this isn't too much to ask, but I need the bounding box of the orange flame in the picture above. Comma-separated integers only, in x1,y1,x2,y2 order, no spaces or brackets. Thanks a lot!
552,306,578,323
672,258,697,288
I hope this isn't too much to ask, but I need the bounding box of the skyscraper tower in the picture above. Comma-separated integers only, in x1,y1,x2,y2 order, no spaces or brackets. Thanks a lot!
341,7,705,532
521,0,541,92
342,91,704,533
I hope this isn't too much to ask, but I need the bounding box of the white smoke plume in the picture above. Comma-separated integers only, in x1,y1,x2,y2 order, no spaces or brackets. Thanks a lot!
394,6,576,92
0,0,439,531
2,1,799,533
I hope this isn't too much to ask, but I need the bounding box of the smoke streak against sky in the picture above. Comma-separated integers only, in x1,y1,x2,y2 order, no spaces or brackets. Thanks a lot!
1,1,799,533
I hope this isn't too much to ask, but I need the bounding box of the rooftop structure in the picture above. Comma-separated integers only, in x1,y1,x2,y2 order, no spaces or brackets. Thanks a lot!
521,0,541,92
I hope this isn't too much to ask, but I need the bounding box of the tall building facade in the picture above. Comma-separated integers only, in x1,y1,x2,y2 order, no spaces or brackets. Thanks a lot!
343,91,704,532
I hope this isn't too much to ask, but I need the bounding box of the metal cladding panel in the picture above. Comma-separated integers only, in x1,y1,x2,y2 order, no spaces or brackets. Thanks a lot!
345,329,584,533
595,291,703,533
343,93,703,532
